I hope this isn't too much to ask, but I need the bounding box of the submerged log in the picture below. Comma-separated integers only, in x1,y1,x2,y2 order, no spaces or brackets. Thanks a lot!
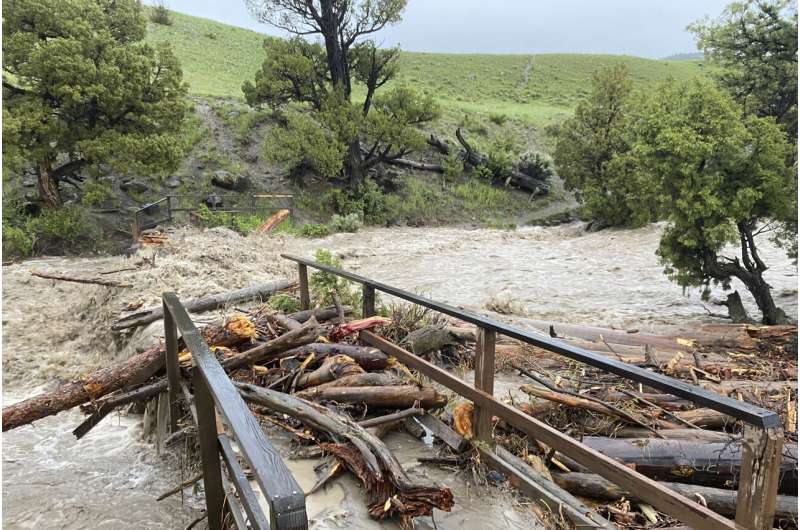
236,383,454,525
112,280,296,331
31,270,132,288
3,345,164,431
297,385,447,409
553,472,798,520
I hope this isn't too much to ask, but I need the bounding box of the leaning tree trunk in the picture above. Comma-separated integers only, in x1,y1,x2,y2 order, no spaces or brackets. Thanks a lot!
745,272,788,325
37,161,62,208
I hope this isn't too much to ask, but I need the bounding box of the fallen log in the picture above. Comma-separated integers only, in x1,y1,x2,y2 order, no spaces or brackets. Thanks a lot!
112,279,296,331
73,379,168,439
613,427,736,443
221,318,322,371
254,209,289,234
263,311,302,332
278,343,390,371
553,472,798,520
581,437,798,493
288,306,353,324
330,317,391,342
295,355,365,390
296,385,448,409
312,372,403,390
384,158,444,172
358,408,425,429
3,345,164,431
236,383,454,524
455,128,548,194
672,408,736,429
31,270,131,288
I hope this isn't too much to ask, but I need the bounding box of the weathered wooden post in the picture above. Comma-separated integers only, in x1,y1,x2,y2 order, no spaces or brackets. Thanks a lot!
473,326,496,443
194,371,225,530
162,301,181,433
362,285,376,317
735,424,784,530
298,264,310,310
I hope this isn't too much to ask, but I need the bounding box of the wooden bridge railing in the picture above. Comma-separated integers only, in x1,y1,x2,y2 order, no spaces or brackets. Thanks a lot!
162,292,308,530
282,253,784,530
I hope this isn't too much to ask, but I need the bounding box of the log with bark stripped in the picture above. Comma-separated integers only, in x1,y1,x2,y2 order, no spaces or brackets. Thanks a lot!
236,383,453,525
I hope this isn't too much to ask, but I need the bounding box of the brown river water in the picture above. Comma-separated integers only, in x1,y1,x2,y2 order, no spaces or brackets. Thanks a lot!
2,223,796,528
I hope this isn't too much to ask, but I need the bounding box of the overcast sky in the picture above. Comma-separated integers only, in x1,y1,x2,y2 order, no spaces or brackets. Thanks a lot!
159,0,732,58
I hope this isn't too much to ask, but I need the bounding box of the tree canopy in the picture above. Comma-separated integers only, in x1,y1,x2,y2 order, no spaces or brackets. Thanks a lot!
244,0,437,185
552,65,657,227
3,0,189,207
690,0,798,142
632,80,793,323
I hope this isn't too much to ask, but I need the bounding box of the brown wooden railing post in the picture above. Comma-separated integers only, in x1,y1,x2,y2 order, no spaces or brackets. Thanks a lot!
163,302,181,433
362,285,376,317
473,326,496,443
194,371,226,530
298,264,310,310
735,425,784,530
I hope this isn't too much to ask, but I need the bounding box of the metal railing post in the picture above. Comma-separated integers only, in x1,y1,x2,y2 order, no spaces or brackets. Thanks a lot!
194,371,226,530
298,264,310,310
473,326,496,443
362,285,376,317
735,425,784,530
163,302,181,433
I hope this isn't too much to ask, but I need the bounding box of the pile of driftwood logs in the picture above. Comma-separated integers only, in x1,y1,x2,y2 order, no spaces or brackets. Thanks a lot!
2,279,797,528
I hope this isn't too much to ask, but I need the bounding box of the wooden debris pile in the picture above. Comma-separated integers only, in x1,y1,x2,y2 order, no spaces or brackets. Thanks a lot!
1,288,455,527
439,322,799,528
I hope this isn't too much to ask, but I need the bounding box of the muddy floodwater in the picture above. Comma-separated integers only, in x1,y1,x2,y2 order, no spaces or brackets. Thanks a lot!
3,223,796,528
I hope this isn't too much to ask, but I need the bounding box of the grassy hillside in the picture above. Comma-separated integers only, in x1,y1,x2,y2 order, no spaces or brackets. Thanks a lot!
146,10,708,126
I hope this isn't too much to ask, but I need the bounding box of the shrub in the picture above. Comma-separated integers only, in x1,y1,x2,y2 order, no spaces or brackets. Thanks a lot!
330,213,362,232
268,293,301,313
323,179,391,225
149,1,173,25
194,204,263,235
2,225,33,258
81,179,115,207
26,205,100,254
298,223,331,238
518,152,553,182
309,249,361,312
441,154,464,182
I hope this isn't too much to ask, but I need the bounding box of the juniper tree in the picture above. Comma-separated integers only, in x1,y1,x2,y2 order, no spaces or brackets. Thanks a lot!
244,0,437,184
3,0,188,207
631,80,795,324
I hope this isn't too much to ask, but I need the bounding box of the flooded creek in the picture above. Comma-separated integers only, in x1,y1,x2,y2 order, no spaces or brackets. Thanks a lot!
3,223,796,528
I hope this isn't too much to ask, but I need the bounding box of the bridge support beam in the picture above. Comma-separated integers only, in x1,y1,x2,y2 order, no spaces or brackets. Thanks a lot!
473,326,496,443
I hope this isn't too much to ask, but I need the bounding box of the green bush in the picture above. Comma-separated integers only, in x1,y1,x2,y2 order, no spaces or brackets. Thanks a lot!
268,293,301,313
194,204,263,235
441,154,464,181
298,223,331,238
81,179,115,207
330,213,362,232
309,249,361,312
2,225,33,258
149,1,173,25
323,179,391,225
5,205,101,256
518,152,553,182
